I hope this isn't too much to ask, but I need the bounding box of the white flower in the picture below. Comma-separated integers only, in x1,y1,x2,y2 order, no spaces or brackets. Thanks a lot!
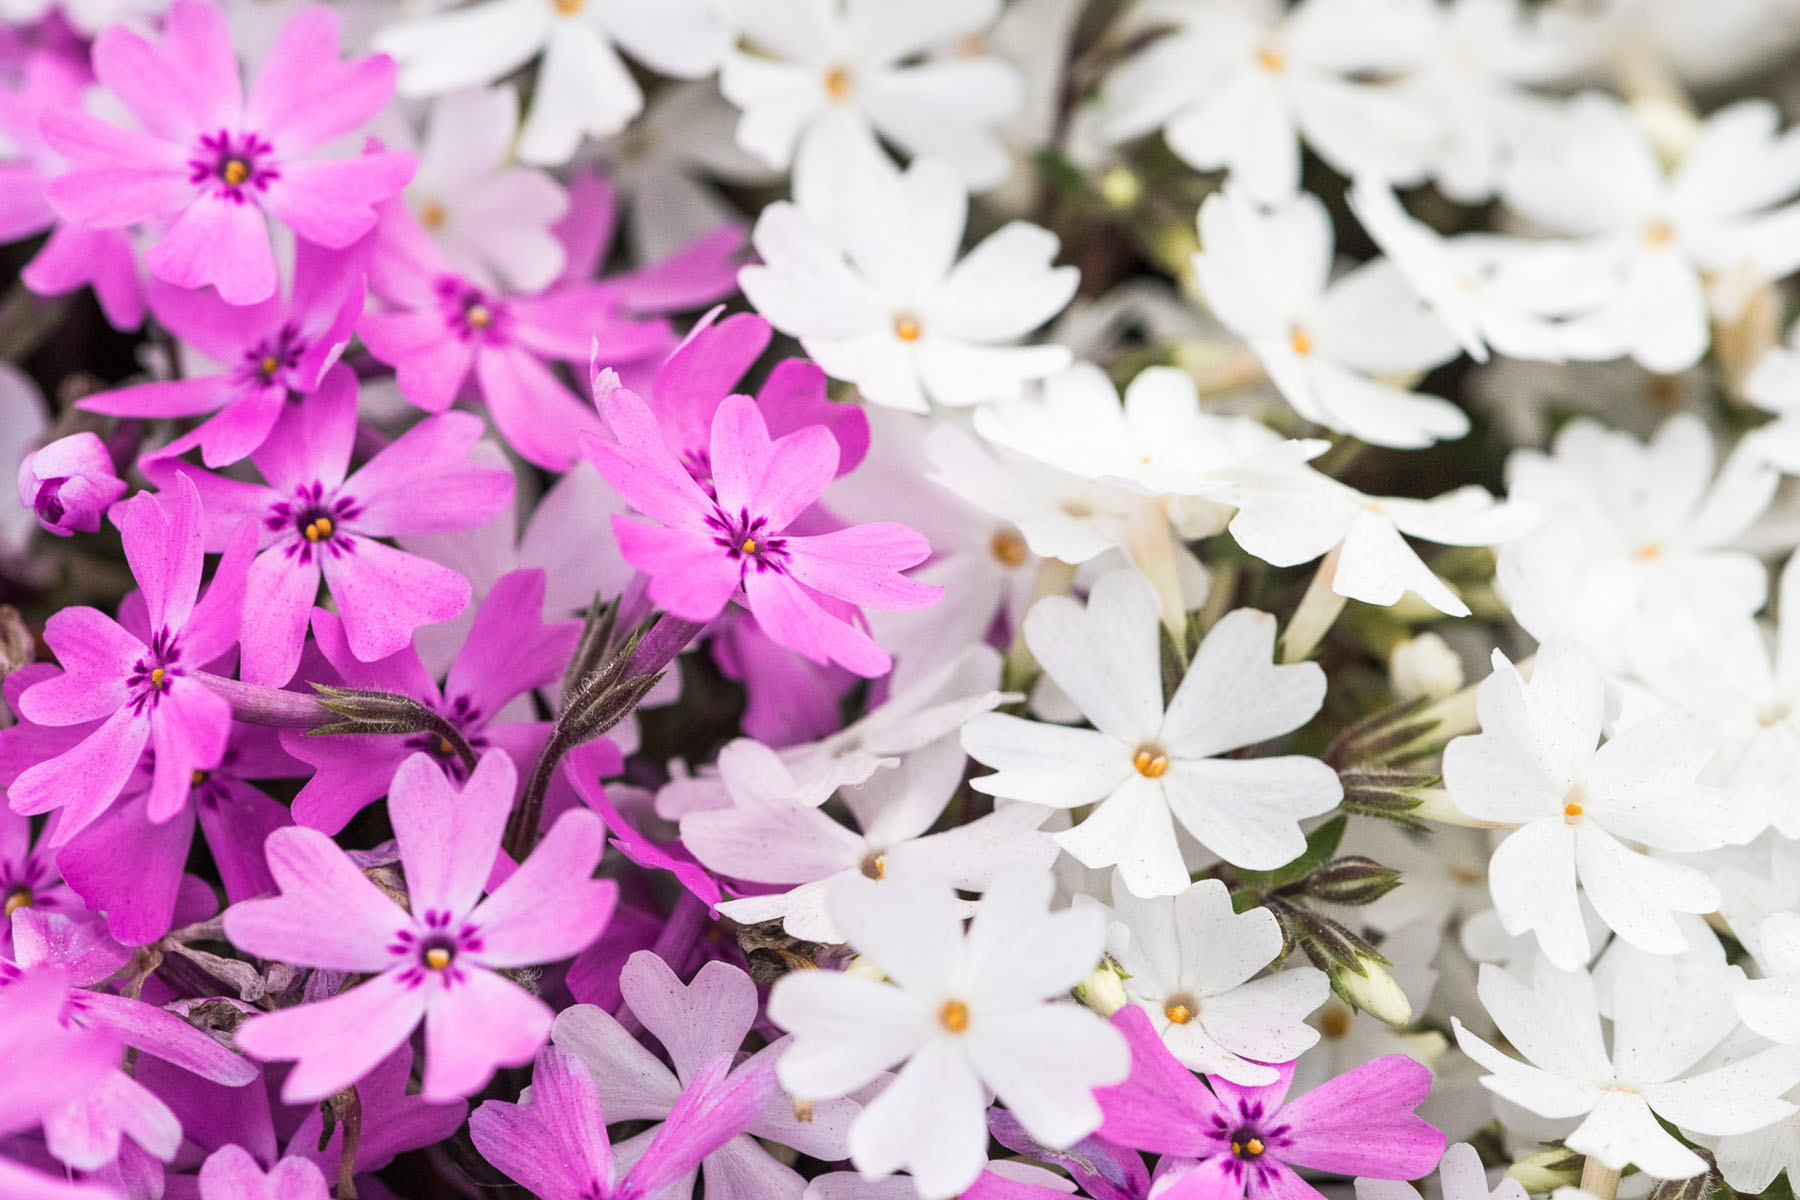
382,86,569,291
1357,1141,1530,1200
1099,875,1327,1084
1455,953,1800,1180
1743,317,1800,473
1348,179,1614,364
1096,0,1440,200
0,361,48,563
1736,912,1800,1046
963,571,1341,898
1501,95,1800,373
1497,414,1777,670
1442,642,1736,970
1218,464,1540,617
740,137,1075,412
1193,188,1468,448
768,865,1129,1200
373,0,728,164
720,0,1023,189
685,736,1058,943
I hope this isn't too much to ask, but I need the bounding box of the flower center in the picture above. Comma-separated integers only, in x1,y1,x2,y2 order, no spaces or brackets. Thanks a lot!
466,303,492,329
301,514,334,543
1321,1006,1352,1038
1257,47,1285,73
990,529,1028,567
150,666,166,689
424,945,453,971
1133,746,1170,779
1563,788,1585,823
32,481,66,525
222,158,249,186
824,65,853,101
1164,995,1195,1024
860,852,885,880
191,130,277,198
419,199,448,229
191,769,209,786
939,999,970,1033
1230,1131,1267,1159
1642,221,1675,247
1289,327,1313,356
4,887,32,918
711,508,788,570
894,314,922,342
554,0,582,14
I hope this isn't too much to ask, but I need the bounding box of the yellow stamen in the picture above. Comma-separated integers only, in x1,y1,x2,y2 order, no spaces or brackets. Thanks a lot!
419,199,448,229
303,517,333,543
1563,801,1583,819
1289,328,1313,356
1164,1001,1193,1025
437,737,454,756
1231,1137,1266,1159
1257,47,1285,73
466,304,492,329
425,947,452,970
861,853,885,881
4,889,32,918
823,65,853,101
553,0,582,14
259,355,279,378
1637,543,1662,560
1132,747,1169,779
222,159,249,186
740,537,757,555
989,530,1027,567
150,667,166,689
940,999,970,1033
191,769,208,786
1642,221,1675,247
894,315,922,342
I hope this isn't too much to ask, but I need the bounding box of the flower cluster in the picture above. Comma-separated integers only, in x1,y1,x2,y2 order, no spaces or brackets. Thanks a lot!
4,1,1800,1200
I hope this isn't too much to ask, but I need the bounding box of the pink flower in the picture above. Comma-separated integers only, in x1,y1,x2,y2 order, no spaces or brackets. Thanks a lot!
224,750,617,1103
16,431,126,536
41,0,413,305
154,365,513,686
359,198,671,471
196,1145,328,1200
6,474,254,845
80,238,369,468
1095,1007,1443,1200
583,379,941,677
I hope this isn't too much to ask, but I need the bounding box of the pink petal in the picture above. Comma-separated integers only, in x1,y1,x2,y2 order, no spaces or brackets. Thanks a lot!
468,809,613,967
1274,1054,1443,1178
708,393,776,520
358,309,472,414
509,285,668,364
654,311,770,435
783,525,940,611
193,776,290,906
743,568,890,678
81,376,239,420
145,677,230,824
443,569,580,724
239,549,320,688
389,750,513,920
237,970,427,1104
191,387,290,468
246,7,396,155
117,474,204,634
81,991,258,1085
90,20,202,144
759,358,869,476
13,707,150,845
607,224,747,313
252,363,357,492
24,225,147,331
474,344,607,472
343,410,512,536
322,537,471,663
620,953,758,1082
613,518,740,623
1094,1007,1220,1156
420,967,553,1101
261,154,415,250
221,826,403,971
584,382,714,528
23,608,140,723
40,112,189,226
622,1056,779,1200
468,1045,612,1199
159,0,244,131
145,195,279,307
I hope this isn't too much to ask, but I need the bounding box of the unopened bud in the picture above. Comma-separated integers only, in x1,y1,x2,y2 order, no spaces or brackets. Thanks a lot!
1074,962,1128,1017
1506,1149,1582,1193
1098,167,1141,211
1389,633,1463,702
18,432,125,537
1304,857,1402,907
1332,954,1411,1027
844,955,886,982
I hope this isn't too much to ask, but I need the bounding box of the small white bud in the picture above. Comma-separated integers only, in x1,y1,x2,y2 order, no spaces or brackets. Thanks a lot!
1333,955,1412,1027
1389,633,1464,702
1074,962,1128,1017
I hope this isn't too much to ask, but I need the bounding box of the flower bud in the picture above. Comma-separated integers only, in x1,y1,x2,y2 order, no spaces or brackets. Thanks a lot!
1074,962,1128,1017
843,954,886,982
1331,954,1411,1027
17,432,125,537
1303,856,1403,907
1389,632,1463,702
1506,1149,1582,1193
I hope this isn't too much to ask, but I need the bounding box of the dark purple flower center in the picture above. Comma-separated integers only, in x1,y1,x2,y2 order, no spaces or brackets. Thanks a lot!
190,129,279,201
126,628,182,713
268,483,363,565
239,322,306,389
435,277,509,344
708,507,788,572
392,908,485,988
1229,1127,1266,1159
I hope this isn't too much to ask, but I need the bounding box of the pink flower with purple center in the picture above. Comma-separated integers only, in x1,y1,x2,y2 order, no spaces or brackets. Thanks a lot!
40,0,414,305
155,364,513,686
224,749,617,1103
1094,1006,1444,1200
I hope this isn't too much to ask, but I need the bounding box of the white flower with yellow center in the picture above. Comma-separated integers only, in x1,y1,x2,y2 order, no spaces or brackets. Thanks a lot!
963,570,1341,898
768,864,1128,1200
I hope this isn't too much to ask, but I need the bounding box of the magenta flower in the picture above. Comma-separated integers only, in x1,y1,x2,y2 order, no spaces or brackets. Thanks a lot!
1095,1007,1443,1200
195,1145,328,1200
0,47,145,330
280,568,580,834
583,380,941,677
469,1043,778,1200
0,804,74,959
16,432,126,537
224,749,617,1103
80,238,369,467
40,0,413,306
158,364,513,686
360,198,672,471
0,968,123,1200
7,474,254,845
